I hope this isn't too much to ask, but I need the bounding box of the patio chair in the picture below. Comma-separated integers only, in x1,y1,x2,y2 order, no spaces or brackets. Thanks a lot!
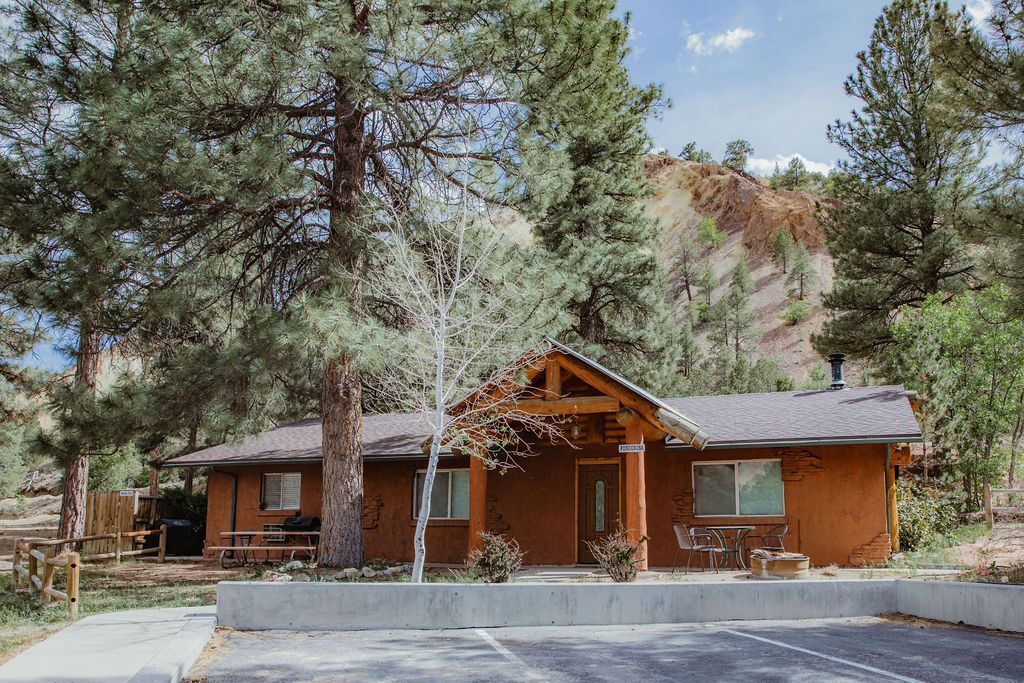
672,525,726,574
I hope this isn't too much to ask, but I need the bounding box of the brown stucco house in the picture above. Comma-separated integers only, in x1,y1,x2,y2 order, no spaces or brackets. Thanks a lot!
164,342,921,569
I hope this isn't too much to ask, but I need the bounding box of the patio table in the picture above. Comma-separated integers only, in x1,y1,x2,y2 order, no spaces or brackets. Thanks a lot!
705,525,755,571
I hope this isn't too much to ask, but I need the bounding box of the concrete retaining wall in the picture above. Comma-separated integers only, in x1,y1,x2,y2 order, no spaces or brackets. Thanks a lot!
896,580,1024,633
218,580,896,631
217,579,1024,633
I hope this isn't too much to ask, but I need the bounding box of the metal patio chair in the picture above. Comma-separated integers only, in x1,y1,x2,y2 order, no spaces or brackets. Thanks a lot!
672,524,726,574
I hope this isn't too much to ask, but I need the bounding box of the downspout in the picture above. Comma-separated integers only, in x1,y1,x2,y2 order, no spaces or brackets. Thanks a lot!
212,468,238,533
884,444,891,539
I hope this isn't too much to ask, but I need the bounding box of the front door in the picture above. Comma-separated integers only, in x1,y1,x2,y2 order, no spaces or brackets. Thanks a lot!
577,463,620,564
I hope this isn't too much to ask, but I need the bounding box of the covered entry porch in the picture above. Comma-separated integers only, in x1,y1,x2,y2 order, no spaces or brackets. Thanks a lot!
460,342,709,570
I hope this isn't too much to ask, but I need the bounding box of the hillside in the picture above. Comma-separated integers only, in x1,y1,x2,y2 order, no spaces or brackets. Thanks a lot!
644,155,842,385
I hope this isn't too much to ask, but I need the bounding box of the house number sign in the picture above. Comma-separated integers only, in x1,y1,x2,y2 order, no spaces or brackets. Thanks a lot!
618,443,645,454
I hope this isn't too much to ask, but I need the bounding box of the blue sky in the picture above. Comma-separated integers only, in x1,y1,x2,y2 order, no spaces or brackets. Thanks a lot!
618,0,992,174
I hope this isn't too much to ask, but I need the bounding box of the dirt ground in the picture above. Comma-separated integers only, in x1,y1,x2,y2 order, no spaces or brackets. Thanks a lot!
0,496,60,568
943,523,1024,567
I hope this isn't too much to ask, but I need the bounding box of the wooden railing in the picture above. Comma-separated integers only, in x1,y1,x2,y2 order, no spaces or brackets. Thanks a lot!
10,525,167,615
984,482,1024,529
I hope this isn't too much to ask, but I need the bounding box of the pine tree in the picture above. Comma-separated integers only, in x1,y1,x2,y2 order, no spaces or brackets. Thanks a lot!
0,0,162,537
772,229,795,273
710,283,759,362
730,255,754,294
722,139,754,171
813,0,984,358
680,142,713,164
933,1,1024,313
786,245,817,301
135,0,660,565
669,235,699,302
695,262,718,308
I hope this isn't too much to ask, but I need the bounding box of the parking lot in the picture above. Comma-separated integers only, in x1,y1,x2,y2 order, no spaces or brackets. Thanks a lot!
188,616,1024,682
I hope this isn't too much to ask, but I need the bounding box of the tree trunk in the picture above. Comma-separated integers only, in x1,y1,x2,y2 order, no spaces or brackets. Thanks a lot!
319,353,364,567
58,324,100,540
317,75,367,568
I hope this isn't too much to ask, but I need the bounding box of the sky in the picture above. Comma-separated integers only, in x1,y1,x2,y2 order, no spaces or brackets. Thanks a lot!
617,0,993,174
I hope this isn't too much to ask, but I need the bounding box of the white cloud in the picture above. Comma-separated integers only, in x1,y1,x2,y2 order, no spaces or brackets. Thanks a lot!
685,27,755,56
746,153,834,176
965,0,994,25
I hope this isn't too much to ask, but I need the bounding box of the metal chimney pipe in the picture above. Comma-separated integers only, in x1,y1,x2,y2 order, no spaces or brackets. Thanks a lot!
828,353,846,390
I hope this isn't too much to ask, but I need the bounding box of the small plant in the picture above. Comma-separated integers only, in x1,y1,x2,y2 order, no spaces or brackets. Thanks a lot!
780,299,812,325
585,528,648,583
467,532,524,583
957,561,1024,585
896,481,958,551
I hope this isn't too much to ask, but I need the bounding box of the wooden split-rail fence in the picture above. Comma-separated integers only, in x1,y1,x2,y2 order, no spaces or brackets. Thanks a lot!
11,525,167,615
983,482,1024,529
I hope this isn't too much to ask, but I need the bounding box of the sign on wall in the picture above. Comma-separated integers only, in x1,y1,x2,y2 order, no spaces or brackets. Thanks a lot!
618,443,645,454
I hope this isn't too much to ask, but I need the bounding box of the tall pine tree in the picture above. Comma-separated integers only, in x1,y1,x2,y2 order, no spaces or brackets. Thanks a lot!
137,0,667,565
813,0,984,358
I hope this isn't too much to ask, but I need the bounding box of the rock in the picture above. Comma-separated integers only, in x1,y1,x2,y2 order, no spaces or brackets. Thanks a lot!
279,560,305,572
362,567,377,578
342,568,360,579
386,566,402,576
261,570,292,582
292,572,311,582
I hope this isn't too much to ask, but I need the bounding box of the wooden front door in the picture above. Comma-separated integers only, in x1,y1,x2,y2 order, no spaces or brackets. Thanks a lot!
577,463,620,564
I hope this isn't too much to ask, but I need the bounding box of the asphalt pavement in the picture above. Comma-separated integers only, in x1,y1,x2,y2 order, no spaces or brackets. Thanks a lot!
188,616,1024,682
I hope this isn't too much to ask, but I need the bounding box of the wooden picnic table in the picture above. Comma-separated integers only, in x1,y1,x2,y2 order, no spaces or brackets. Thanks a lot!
211,530,320,568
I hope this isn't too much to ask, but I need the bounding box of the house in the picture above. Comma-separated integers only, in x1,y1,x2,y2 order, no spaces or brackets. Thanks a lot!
163,342,922,568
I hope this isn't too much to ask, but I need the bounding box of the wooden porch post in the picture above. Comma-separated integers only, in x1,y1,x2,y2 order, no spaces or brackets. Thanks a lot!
468,446,488,557
623,420,648,570
887,463,899,552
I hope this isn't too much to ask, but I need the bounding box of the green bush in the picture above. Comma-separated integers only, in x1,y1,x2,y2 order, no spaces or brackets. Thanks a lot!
467,532,524,583
585,528,648,582
161,487,208,538
780,299,812,325
897,481,957,551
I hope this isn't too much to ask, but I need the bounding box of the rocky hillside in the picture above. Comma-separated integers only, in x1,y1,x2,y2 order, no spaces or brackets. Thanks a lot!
644,155,840,385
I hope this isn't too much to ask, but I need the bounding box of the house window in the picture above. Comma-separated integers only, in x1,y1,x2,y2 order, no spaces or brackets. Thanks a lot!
413,469,470,519
693,460,784,516
262,473,301,510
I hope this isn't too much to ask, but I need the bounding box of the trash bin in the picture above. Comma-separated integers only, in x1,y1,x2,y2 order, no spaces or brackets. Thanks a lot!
146,518,200,556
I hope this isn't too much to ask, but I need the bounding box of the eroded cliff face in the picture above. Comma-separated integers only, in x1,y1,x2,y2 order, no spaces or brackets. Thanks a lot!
644,155,843,384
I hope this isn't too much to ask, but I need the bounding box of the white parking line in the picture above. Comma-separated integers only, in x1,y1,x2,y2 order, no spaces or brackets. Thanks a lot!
475,629,546,681
719,628,925,683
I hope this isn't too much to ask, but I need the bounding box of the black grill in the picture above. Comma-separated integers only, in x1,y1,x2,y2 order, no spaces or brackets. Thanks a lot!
282,515,320,533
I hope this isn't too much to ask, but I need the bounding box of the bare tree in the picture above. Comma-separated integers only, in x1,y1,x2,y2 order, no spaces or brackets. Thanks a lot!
355,190,567,583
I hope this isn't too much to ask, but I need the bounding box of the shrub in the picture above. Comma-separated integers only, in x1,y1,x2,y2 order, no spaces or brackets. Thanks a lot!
467,532,524,583
161,487,208,538
780,299,812,325
956,561,1024,585
585,528,648,582
897,481,957,551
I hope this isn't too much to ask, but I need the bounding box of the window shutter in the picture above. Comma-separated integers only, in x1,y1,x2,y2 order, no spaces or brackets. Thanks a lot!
263,474,282,509
282,473,301,509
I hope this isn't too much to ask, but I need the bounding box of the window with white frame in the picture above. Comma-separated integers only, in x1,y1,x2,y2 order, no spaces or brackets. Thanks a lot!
413,469,470,519
693,460,784,516
262,472,301,510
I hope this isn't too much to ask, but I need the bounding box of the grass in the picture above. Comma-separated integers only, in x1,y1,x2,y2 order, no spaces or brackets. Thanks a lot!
0,560,221,664
890,522,991,568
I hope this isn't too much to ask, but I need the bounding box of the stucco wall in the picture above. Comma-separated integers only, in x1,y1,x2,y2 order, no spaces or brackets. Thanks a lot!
201,443,891,568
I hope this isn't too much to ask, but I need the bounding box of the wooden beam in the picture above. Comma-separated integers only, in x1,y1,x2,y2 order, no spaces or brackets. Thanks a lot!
468,447,488,557
555,354,708,448
890,445,912,467
622,419,648,571
514,395,619,415
887,465,899,553
544,362,561,400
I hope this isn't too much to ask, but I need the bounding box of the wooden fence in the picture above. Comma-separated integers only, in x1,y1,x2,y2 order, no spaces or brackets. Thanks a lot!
983,482,1024,529
10,526,166,615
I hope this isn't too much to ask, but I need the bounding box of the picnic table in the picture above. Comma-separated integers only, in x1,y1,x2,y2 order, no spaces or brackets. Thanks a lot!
705,525,755,571
210,531,320,568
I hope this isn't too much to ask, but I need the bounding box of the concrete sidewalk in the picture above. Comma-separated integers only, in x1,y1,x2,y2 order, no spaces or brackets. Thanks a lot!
0,606,216,683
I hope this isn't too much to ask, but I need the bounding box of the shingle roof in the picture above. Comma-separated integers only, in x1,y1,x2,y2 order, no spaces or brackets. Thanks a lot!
661,385,922,449
164,412,445,467
164,385,920,467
